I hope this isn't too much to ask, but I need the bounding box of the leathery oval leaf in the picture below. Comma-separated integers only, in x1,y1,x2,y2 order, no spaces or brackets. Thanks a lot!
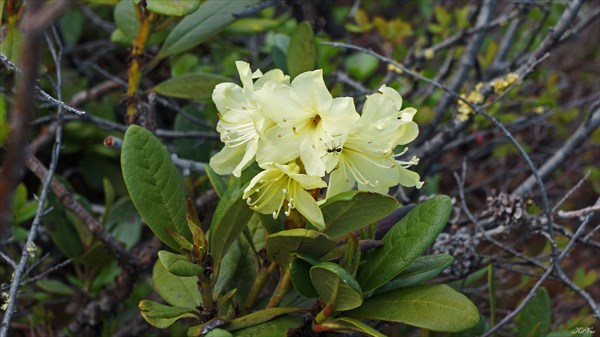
157,250,203,277
139,300,199,329
346,284,479,332
290,257,318,298
146,0,200,17
152,260,201,308
373,254,454,294
121,125,191,251
310,262,363,311
266,229,336,267
209,178,253,281
356,195,452,292
226,307,303,331
321,191,398,239
231,315,304,337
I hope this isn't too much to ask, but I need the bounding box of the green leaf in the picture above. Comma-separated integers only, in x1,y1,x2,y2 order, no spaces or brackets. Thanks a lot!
266,229,336,267
374,254,453,294
0,22,23,64
356,195,452,292
231,315,304,337
158,250,203,277
206,164,229,198
227,15,289,34
159,0,261,58
113,0,138,40
36,279,75,296
152,260,201,308
121,125,191,251
209,178,253,282
339,232,361,277
139,300,199,329
146,0,200,16
310,262,363,311
271,33,289,72
315,317,386,337
345,52,379,80
213,239,241,297
204,328,233,337
154,72,229,101
226,307,303,331
321,191,398,239
105,197,143,250
290,257,318,298
287,21,317,78
347,284,479,332
516,287,551,337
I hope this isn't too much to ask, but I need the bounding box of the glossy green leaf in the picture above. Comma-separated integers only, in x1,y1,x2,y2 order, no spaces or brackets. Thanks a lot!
159,0,261,58
231,315,304,337
152,260,201,308
356,195,452,292
271,33,289,72
290,257,318,298
226,307,303,331
321,191,398,239
374,254,453,294
347,284,479,332
158,250,203,277
139,300,199,329
209,178,253,282
310,262,363,311
287,21,317,78
154,72,229,101
315,317,385,337
516,287,551,337
121,125,191,251
266,229,336,267
146,0,200,16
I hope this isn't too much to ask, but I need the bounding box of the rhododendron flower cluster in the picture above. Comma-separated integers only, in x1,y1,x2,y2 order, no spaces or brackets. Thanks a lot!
210,61,422,229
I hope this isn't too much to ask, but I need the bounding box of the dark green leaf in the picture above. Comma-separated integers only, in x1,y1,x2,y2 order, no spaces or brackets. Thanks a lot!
356,195,452,292
374,254,453,294
287,21,317,78
266,229,336,267
231,315,304,337
105,197,143,250
146,0,200,16
315,317,386,337
516,287,551,337
226,307,303,331
206,164,229,198
154,72,230,101
321,191,398,239
209,178,253,282
159,0,261,58
152,260,201,308
271,33,289,72
310,262,363,311
121,125,191,251
347,284,479,332
213,239,241,297
158,250,203,277
290,257,318,298
139,300,199,329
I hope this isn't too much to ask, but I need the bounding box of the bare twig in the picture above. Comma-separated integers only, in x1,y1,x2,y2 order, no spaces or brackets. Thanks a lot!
513,106,600,196
558,205,600,219
0,19,66,337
